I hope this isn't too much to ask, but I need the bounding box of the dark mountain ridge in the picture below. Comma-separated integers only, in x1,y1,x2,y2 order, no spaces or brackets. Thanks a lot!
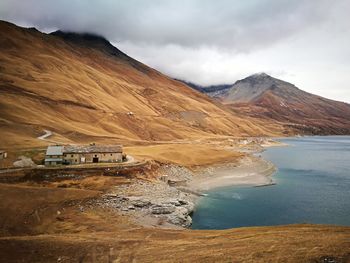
50,30,125,57
50,30,154,75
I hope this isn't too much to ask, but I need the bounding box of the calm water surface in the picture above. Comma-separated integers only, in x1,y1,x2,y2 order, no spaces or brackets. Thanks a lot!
191,136,350,229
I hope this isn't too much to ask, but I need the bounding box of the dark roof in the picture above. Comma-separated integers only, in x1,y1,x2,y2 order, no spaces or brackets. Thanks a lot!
63,145,122,154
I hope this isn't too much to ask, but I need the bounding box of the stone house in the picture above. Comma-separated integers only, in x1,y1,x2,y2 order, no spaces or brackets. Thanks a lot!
63,145,123,165
44,144,123,166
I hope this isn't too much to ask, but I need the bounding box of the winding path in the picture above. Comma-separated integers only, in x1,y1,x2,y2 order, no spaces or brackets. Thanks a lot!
37,130,52,140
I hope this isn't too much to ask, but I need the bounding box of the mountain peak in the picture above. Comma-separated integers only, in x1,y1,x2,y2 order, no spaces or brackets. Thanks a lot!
241,72,277,83
234,72,276,87
49,29,153,74
250,72,271,78
50,30,127,58
51,30,109,45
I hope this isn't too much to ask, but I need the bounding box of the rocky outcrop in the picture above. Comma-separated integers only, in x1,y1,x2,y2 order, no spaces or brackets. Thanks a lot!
98,194,195,228
168,207,193,227
85,164,198,228
151,204,176,214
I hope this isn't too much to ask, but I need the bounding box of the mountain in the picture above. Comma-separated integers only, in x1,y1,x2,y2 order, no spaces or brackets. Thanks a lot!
176,80,232,98
0,21,283,148
201,73,350,135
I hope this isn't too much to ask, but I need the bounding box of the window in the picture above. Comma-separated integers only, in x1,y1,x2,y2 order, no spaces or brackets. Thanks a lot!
71,154,73,157
95,154,97,157
110,154,113,156
75,159,77,162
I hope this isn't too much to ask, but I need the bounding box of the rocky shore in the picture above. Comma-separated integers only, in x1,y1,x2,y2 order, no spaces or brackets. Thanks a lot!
85,164,196,228
85,154,277,229
99,179,196,228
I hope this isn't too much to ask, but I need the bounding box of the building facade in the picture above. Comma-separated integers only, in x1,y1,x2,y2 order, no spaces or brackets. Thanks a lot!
63,145,123,165
45,145,123,166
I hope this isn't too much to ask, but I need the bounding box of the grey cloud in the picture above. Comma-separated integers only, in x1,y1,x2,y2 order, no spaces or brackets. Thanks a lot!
0,0,336,52
1,0,349,101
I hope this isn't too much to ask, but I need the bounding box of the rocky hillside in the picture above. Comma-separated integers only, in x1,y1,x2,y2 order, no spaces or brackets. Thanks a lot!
0,21,283,148
191,73,350,135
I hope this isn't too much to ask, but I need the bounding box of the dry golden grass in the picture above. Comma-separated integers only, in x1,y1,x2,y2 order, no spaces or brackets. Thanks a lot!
1,225,350,262
0,183,100,236
0,21,284,150
0,182,349,262
1,21,348,263
125,143,243,167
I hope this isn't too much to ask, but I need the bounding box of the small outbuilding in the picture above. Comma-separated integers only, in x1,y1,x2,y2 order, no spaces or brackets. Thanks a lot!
45,146,63,166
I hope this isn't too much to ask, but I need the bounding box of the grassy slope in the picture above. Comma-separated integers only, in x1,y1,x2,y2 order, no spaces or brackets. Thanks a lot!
0,182,348,262
125,143,243,167
0,21,283,150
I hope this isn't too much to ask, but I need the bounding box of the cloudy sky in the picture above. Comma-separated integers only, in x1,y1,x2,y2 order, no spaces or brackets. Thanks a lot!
1,0,350,102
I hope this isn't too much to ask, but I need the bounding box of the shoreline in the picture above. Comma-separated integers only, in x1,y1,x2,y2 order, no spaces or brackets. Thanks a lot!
79,139,286,230
101,152,278,230
188,155,276,192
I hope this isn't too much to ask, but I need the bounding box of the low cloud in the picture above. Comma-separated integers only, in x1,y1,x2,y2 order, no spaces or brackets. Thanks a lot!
0,0,335,51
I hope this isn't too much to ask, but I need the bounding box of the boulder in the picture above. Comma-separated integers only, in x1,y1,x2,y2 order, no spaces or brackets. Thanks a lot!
184,202,195,213
132,200,151,208
104,193,118,198
151,205,175,214
167,207,192,227
167,179,187,187
178,199,188,205
163,200,181,207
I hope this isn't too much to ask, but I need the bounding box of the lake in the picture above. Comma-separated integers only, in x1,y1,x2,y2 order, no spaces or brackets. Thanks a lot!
191,136,350,229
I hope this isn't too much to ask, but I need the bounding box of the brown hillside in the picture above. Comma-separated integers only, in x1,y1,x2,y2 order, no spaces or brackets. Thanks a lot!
221,73,350,135
0,21,284,149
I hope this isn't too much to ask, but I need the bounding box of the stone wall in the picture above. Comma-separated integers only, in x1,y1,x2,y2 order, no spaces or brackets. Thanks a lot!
63,152,122,164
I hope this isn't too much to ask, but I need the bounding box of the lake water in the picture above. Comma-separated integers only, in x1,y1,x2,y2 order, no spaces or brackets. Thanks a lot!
191,136,350,229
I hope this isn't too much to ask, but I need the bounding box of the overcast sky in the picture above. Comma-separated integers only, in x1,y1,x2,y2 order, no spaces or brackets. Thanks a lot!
1,0,350,102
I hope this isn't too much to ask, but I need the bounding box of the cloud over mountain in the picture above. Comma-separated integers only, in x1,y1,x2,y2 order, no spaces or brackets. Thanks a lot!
1,0,349,101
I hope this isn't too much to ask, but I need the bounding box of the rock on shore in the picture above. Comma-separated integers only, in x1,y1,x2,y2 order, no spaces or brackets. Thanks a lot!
92,164,196,228
85,157,275,228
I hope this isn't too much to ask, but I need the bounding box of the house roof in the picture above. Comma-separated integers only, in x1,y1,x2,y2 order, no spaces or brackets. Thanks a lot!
63,145,122,154
46,146,63,156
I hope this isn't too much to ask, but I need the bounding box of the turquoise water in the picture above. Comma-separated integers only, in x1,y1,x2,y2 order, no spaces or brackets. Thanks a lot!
191,136,350,229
